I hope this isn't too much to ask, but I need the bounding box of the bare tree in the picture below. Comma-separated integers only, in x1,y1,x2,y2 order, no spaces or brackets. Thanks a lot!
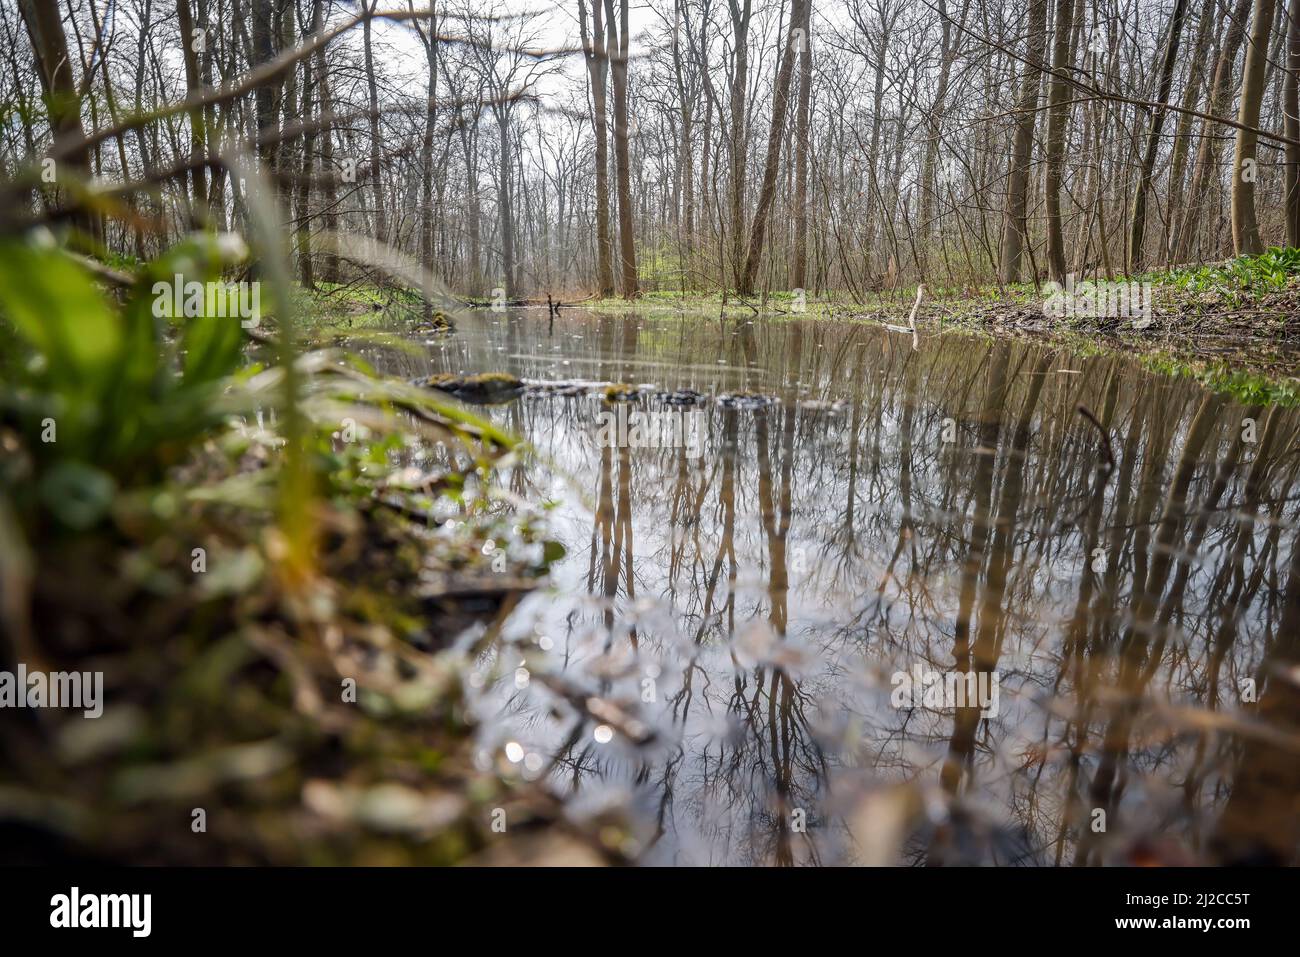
1043,0,1075,283
1232,0,1278,256
740,0,810,295
791,0,813,290
363,0,388,243
579,0,615,296
999,0,1049,284
1174,0,1250,264
18,0,100,241
604,0,638,297
1286,0,1300,244
1128,0,1190,271
726,0,752,291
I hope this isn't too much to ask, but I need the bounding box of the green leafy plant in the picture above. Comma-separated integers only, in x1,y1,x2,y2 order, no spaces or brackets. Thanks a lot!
0,231,252,529
1153,246,1300,298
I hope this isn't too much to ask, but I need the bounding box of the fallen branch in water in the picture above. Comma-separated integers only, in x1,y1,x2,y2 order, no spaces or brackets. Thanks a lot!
1076,404,1116,474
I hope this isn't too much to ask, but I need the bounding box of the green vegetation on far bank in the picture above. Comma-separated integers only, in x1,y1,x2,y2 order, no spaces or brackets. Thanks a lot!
567,252,1300,404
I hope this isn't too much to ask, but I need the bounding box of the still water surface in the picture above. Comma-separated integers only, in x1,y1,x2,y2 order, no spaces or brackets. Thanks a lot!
373,307,1300,866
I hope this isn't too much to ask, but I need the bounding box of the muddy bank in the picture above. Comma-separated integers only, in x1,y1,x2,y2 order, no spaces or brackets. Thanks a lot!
931,289,1300,404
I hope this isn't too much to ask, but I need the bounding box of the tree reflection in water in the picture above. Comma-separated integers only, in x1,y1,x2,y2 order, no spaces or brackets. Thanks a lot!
373,309,1300,866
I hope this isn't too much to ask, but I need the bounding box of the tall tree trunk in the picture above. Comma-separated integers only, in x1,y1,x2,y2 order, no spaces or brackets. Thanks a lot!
671,0,697,287
467,153,482,294
740,0,810,295
197,0,222,228
1232,0,1278,256
605,0,638,297
1043,0,1075,283
579,0,615,295
90,0,145,250
363,0,388,244
1286,0,1300,244
129,0,155,258
250,0,280,177
1174,0,1250,263
278,2,297,219
999,0,1049,283
456,103,483,296
297,0,322,289
791,0,813,290
1162,0,1217,264
313,0,338,282
727,0,752,291
176,0,207,224
498,115,517,299
419,5,438,317
862,23,890,273
18,0,100,243
920,0,968,241
1128,0,1190,271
